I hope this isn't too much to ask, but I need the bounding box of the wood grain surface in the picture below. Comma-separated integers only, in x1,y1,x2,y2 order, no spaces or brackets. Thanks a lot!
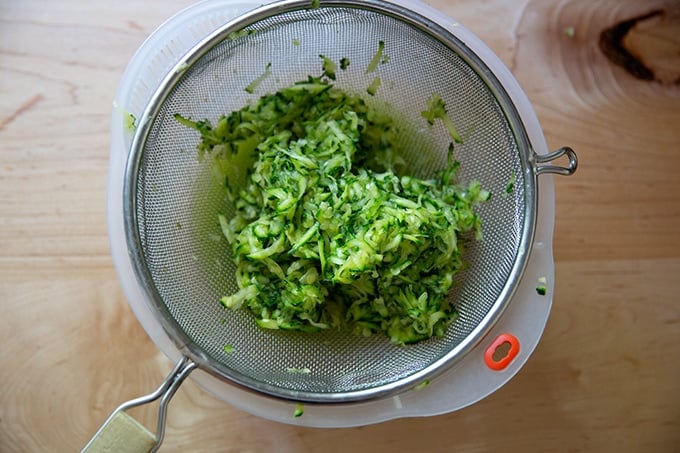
1,0,679,452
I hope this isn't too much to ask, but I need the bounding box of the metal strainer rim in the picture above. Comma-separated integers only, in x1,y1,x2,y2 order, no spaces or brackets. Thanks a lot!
123,0,538,403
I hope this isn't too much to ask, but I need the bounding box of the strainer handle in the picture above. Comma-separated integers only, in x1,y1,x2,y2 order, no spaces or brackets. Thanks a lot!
535,147,578,176
82,356,197,453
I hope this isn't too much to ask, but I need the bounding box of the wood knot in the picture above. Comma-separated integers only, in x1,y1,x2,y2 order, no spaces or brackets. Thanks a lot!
599,7,680,85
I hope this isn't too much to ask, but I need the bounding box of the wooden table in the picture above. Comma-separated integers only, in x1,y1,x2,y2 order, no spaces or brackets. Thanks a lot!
2,0,679,451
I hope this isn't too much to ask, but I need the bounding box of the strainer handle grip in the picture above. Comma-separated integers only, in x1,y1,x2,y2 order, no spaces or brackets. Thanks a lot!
535,147,578,176
82,356,196,453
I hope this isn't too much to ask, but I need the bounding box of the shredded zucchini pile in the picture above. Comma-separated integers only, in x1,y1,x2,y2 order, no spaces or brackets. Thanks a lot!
176,77,488,345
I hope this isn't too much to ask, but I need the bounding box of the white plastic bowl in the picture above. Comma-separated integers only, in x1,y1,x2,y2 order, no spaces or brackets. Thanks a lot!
107,0,557,427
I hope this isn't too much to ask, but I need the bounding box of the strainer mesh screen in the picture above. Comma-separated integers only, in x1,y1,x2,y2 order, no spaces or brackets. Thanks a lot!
134,5,526,399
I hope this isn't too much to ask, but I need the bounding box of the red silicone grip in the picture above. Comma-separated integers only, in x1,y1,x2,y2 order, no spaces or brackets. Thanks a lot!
484,333,520,371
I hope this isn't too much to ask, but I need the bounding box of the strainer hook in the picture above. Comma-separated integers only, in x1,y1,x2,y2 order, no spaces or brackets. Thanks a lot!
535,146,578,176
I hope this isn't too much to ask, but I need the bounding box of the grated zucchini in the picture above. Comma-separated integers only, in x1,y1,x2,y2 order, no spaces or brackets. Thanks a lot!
421,93,462,144
176,75,488,345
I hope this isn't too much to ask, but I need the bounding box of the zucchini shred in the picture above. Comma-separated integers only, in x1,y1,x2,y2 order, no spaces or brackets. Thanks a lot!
176,76,489,345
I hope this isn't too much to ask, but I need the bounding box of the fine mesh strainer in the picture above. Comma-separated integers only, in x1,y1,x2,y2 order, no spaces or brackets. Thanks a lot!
87,0,577,451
